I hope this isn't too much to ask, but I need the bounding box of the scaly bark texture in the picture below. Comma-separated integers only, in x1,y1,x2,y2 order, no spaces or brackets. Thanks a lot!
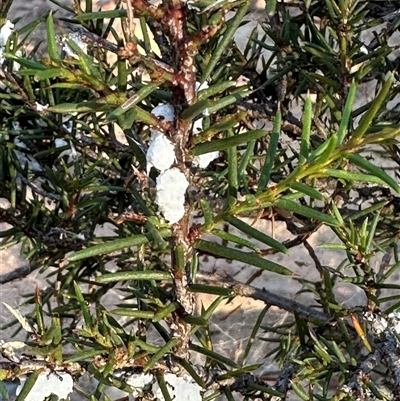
128,0,220,359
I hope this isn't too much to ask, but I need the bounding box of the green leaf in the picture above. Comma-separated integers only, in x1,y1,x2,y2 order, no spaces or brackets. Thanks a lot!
16,371,40,401
176,359,206,388
190,344,239,368
299,94,312,164
212,228,260,252
306,73,339,91
226,216,288,254
183,315,208,326
194,239,292,275
64,37,100,79
65,349,105,363
348,153,400,193
144,339,179,372
200,199,213,227
309,329,333,364
46,11,61,63
34,68,73,80
96,270,171,284
111,309,155,319
303,44,339,73
318,244,347,251
192,129,266,155
378,261,400,283
206,89,251,115
238,139,256,183
107,82,159,120
193,111,246,144
325,338,347,364
197,81,236,100
4,53,47,70
266,0,277,16
290,182,325,201
155,372,173,401
290,380,310,401
308,132,336,162
145,221,168,250
242,306,270,365
258,108,281,190
75,9,127,20
337,80,357,144
226,129,238,209
323,168,389,187
274,198,340,226
47,83,88,90
218,364,262,380
189,284,235,297
66,228,171,262
201,2,250,81
384,300,400,315
352,73,394,141
0,381,9,399
49,102,109,113
365,211,380,254
314,133,338,166
331,203,345,225
360,216,369,250
153,302,179,322
73,281,92,326
245,381,285,397
181,99,209,120
132,104,164,127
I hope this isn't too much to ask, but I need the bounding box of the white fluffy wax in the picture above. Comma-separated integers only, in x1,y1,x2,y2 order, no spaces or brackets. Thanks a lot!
156,168,188,224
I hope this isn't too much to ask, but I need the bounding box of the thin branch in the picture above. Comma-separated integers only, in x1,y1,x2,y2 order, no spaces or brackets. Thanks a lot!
17,174,62,202
273,363,298,397
0,264,34,284
340,350,386,400
0,352,282,400
363,311,400,400
303,239,324,276
195,273,330,323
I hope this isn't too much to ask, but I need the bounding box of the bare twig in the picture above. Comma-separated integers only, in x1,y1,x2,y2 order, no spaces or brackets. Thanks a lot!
146,18,174,66
340,350,386,400
195,273,330,323
363,311,400,400
71,27,119,53
0,265,33,284
273,363,298,398
303,239,324,277
17,174,61,202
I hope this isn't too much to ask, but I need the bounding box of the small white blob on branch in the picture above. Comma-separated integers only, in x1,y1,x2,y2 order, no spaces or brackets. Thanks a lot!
156,168,189,224
0,20,14,47
147,131,176,174
147,104,176,173
0,20,20,70
192,81,219,168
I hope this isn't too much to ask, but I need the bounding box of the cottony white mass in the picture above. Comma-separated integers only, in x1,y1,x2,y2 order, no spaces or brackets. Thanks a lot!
156,168,189,224
146,103,176,173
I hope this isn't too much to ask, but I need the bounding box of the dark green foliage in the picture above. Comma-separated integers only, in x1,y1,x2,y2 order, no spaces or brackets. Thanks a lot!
1,0,400,400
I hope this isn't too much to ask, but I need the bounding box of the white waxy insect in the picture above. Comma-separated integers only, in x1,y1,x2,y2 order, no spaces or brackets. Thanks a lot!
146,104,176,174
156,168,189,224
